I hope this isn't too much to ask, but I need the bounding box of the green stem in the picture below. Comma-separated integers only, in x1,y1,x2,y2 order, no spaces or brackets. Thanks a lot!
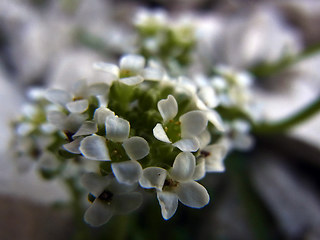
253,96,320,134
251,42,320,78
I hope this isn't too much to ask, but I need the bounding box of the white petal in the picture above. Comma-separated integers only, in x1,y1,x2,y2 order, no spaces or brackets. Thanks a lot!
139,167,167,190
84,199,113,227
206,110,225,132
66,99,89,113
16,123,35,136
203,143,228,172
177,181,210,208
172,138,200,152
193,158,206,180
64,113,87,133
73,121,98,137
113,192,142,214
45,89,72,106
142,67,164,81
111,161,142,185
170,152,195,181
107,178,138,194
80,135,110,161
88,83,109,96
80,172,111,196
93,62,119,78
40,123,56,134
93,107,115,126
153,123,171,143
232,133,254,151
180,110,208,138
122,136,149,160
105,116,130,142
63,137,83,154
46,111,67,130
71,79,87,97
119,75,144,85
197,130,211,149
198,87,219,108
120,54,145,72
157,191,178,220
157,95,178,122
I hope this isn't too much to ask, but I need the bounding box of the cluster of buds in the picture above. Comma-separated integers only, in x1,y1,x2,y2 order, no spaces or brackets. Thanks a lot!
12,54,256,226
134,9,196,75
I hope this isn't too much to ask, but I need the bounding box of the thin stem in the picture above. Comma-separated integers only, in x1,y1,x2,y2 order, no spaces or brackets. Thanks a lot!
253,96,320,134
250,42,320,78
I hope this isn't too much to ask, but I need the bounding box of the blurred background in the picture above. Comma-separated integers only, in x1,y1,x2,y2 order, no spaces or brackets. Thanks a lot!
0,0,320,239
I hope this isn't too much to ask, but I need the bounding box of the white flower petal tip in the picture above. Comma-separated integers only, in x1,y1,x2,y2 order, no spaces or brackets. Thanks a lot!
180,110,208,138
94,107,115,126
80,135,110,161
66,99,89,113
157,95,178,122
198,87,219,108
63,137,83,154
206,110,225,132
46,111,67,130
172,138,200,152
153,123,171,143
111,161,142,185
119,75,144,85
139,167,167,190
120,55,145,72
45,89,72,106
73,121,97,137
122,136,150,160
105,116,130,142
177,181,210,208
93,62,120,78
170,152,195,181
157,191,178,220
142,67,164,81
84,200,113,227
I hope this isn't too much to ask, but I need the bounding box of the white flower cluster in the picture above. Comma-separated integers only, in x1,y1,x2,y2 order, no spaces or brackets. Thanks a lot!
12,54,256,226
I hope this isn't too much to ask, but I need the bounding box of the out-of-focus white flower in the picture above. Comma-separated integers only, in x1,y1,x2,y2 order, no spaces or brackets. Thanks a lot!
46,80,108,113
94,54,163,84
199,138,230,173
81,173,142,227
226,120,254,151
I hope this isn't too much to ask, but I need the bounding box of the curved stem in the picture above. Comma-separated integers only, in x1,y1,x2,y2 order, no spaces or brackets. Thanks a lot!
253,96,320,134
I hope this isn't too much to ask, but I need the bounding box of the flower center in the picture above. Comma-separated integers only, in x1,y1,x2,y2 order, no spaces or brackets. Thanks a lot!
163,178,179,191
200,150,210,158
98,190,114,202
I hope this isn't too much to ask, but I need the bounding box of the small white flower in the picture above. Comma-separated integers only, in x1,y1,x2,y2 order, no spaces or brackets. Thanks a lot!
159,152,209,220
81,173,142,227
139,152,210,220
153,95,208,152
